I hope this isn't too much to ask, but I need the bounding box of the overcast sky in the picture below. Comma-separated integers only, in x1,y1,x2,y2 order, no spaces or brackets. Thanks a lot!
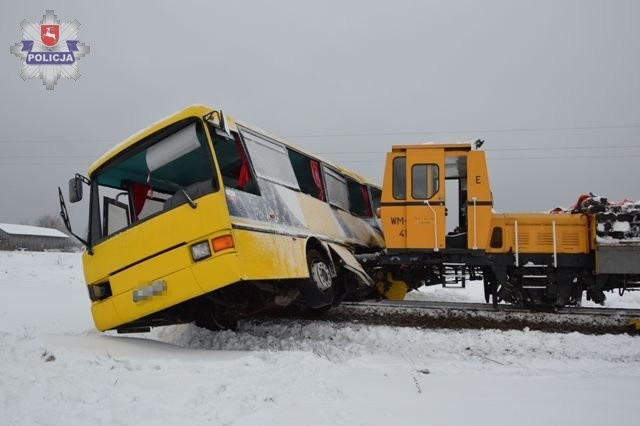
1,0,639,226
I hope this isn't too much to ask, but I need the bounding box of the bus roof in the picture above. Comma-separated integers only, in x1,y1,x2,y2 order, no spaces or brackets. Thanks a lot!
236,121,379,188
88,104,213,175
88,104,379,188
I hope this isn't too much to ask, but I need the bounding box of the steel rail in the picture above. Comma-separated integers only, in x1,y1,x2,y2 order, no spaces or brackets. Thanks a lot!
287,300,640,335
342,299,640,317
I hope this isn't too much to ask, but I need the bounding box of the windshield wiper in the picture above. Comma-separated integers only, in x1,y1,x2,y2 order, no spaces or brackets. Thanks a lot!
181,188,197,209
154,178,198,209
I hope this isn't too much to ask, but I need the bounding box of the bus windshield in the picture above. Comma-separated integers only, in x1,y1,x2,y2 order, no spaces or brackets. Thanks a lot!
89,120,217,242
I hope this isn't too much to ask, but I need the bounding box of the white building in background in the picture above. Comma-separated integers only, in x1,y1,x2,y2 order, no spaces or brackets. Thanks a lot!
0,223,71,251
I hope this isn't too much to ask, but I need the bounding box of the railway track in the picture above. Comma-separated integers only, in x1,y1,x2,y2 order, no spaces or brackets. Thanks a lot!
283,300,640,335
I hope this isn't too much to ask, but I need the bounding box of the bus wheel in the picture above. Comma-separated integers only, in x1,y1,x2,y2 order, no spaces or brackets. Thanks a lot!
194,306,237,331
299,249,335,308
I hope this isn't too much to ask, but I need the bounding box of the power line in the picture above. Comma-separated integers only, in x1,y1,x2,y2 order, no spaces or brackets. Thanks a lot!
0,155,98,159
483,144,640,152
0,164,88,167
334,153,640,164
3,153,640,168
0,150,634,166
316,144,640,155
284,124,640,138
2,143,640,161
1,123,640,144
488,153,640,161
0,138,116,144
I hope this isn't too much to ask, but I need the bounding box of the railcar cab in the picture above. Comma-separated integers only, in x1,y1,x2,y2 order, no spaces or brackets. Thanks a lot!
380,141,493,252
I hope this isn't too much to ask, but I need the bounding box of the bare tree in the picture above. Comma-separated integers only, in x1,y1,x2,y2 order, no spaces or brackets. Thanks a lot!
32,213,80,250
34,213,68,234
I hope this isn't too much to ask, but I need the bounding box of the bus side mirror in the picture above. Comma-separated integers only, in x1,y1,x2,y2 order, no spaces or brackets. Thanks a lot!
69,174,88,203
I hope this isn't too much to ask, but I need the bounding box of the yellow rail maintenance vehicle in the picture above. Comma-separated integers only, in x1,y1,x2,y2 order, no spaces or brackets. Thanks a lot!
371,141,640,307
59,105,383,333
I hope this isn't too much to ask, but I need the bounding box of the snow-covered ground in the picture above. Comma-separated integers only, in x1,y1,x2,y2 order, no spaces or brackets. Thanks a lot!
1,251,639,426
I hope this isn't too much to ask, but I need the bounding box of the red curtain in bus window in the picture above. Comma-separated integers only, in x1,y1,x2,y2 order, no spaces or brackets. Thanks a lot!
234,134,250,189
360,185,372,216
131,181,151,219
310,159,325,201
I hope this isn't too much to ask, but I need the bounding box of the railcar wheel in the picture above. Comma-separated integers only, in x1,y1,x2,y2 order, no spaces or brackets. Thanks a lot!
483,280,491,304
483,270,500,308
492,285,499,309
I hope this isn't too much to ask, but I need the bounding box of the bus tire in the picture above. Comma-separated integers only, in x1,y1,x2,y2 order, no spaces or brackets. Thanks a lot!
194,305,237,331
299,249,335,309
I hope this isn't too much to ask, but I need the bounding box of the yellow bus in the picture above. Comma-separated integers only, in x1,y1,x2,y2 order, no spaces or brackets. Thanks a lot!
59,105,383,332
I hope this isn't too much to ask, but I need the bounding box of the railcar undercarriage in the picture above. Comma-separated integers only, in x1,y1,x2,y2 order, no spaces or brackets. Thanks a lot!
366,249,640,310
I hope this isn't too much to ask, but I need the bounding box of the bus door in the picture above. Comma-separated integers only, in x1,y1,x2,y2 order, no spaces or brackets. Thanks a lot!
405,148,445,250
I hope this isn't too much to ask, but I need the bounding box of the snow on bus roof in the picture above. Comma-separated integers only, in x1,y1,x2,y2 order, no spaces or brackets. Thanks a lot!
0,223,69,238
88,104,212,175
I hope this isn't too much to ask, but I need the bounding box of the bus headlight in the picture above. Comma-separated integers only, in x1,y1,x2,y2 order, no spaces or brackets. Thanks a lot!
190,241,212,261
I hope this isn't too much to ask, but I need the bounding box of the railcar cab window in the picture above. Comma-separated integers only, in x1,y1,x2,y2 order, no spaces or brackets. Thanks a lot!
287,149,325,201
208,124,259,194
392,156,406,200
90,120,218,242
412,164,439,199
324,167,350,211
238,125,300,190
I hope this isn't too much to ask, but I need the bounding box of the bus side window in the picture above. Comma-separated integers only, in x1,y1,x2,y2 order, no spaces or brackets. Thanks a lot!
369,186,381,212
240,126,300,190
288,149,325,201
210,126,259,194
347,179,372,217
102,196,130,237
324,167,350,211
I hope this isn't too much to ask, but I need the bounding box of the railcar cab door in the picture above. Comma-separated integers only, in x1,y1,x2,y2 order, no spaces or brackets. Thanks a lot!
405,147,446,251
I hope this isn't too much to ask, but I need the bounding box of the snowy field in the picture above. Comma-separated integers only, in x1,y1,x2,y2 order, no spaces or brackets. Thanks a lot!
1,251,640,426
